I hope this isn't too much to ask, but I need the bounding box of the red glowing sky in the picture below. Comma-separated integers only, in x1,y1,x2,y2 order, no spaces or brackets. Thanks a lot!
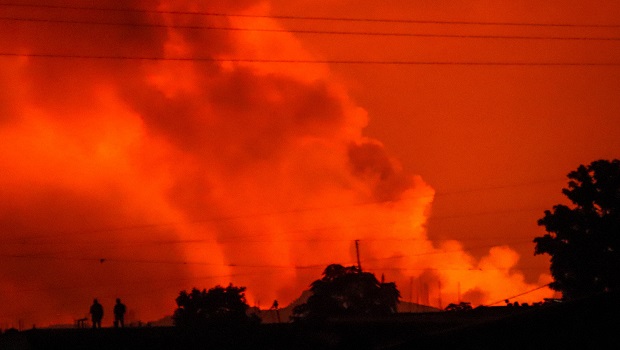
1,0,619,327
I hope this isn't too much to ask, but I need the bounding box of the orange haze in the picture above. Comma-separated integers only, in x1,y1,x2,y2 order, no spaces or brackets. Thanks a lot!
3,0,619,327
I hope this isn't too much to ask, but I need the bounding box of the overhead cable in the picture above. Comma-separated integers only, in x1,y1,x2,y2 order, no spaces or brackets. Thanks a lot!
1,2,619,28
1,53,619,66
2,17,620,41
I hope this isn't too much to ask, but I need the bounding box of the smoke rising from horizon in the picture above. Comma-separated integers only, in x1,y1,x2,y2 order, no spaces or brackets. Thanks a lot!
0,0,552,326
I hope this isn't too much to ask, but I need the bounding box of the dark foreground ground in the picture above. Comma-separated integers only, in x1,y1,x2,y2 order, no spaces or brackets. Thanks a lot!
1,292,618,350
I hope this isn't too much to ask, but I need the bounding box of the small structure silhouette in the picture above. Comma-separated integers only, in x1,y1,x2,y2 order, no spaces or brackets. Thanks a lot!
75,318,88,329
89,299,104,329
113,298,127,328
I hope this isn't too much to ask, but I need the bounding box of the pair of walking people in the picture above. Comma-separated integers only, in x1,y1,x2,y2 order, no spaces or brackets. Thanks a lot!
89,298,126,328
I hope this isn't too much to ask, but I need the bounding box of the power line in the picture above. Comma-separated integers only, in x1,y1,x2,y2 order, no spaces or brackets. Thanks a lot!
0,205,542,246
0,253,325,268
14,272,257,294
0,235,539,246
0,209,406,244
13,265,546,296
429,206,548,221
0,252,541,273
0,177,562,243
359,240,534,262
12,270,288,297
0,183,560,245
0,237,537,262
0,240,536,267
434,178,566,197
485,283,552,306
3,17,620,41
366,266,543,272
0,175,565,244
2,53,619,66
1,2,619,28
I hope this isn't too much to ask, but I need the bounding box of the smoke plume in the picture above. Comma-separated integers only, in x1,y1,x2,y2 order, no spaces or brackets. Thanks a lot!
0,0,552,327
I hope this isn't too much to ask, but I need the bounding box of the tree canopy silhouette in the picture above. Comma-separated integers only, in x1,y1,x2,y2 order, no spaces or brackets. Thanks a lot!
292,264,400,321
534,159,620,300
444,301,472,312
172,284,258,327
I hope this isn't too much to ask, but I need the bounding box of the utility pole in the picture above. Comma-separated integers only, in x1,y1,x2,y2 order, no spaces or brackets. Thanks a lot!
417,279,420,305
355,239,362,272
271,300,281,323
409,276,413,312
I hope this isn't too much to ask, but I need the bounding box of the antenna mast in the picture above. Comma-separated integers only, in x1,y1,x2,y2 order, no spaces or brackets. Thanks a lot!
355,239,362,272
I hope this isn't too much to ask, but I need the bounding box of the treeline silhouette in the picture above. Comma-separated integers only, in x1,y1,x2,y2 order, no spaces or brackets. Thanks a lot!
172,264,401,327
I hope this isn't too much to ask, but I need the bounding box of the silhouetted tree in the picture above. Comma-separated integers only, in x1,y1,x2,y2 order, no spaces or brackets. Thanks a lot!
172,284,259,327
534,159,620,300
445,302,472,312
292,264,400,321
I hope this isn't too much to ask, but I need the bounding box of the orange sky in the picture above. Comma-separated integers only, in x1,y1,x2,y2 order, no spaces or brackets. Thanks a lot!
1,0,619,328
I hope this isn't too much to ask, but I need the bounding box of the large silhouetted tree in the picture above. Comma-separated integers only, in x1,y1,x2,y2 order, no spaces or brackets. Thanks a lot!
534,159,620,300
292,264,400,321
444,302,472,312
173,284,258,327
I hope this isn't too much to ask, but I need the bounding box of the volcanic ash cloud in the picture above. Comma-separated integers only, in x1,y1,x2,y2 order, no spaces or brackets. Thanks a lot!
0,0,551,325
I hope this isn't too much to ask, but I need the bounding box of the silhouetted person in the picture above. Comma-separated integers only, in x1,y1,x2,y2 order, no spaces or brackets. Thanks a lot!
90,299,104,329
113,298,126,328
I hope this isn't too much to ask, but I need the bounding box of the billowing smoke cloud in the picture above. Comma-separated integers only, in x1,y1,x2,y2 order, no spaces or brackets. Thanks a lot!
0,0,552,327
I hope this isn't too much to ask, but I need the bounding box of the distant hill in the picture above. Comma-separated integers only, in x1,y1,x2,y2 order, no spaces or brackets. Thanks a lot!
249,290,312,323
251,290,440,323
149,315,174,327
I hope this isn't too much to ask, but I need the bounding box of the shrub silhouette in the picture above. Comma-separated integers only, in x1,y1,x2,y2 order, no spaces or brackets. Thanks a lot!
173,284,259,327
